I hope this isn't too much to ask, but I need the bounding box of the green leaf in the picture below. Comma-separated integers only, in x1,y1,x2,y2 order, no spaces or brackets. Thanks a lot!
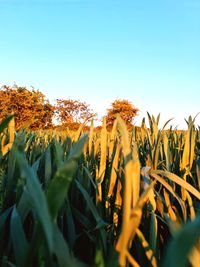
75,180,102,223
47,134,88,221
0,207,12,262
0,115,14,134
16,151,54,252
161,217,200,267
68,134,88,160
5,261,17,267
3,145,18,209
47,159,77,221
10,206,29,267
44,145,52,183
52,140,64,168
94,247,105,267
52,224,87,267
65,199,76,249
75,179,108,255
17,188,33,221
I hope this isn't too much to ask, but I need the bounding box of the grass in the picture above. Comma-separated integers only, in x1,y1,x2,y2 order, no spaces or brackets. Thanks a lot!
0,113,200,267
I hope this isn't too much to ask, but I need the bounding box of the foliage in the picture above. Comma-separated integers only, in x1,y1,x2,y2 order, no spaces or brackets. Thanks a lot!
0,113,200,267
0,85,54,130
105,99,139,129
56,99,96,126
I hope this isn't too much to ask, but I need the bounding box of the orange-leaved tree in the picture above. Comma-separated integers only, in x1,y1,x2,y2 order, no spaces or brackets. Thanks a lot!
106,99,139,129
55,99,96,129
0,85,54,130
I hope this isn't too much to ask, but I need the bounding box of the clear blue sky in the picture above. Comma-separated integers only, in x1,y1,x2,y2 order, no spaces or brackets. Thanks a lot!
0,0,200,128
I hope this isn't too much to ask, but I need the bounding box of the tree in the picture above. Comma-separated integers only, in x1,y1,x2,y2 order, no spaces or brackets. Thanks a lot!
56,99,96,128
0,85,54,130
106,99,139,129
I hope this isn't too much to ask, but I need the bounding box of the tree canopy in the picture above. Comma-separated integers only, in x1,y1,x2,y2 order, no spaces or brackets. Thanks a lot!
55,99,96,126
0,85,54,130
105,99,139,129
0,85,139,131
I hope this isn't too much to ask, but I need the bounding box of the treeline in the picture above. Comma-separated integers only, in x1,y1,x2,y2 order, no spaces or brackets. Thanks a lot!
0,84,139,130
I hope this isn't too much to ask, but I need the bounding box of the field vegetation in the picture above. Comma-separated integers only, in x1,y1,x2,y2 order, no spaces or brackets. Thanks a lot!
0,110,200,267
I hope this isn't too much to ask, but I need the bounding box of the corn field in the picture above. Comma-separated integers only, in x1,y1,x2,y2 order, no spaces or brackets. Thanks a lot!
0,113,200,267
